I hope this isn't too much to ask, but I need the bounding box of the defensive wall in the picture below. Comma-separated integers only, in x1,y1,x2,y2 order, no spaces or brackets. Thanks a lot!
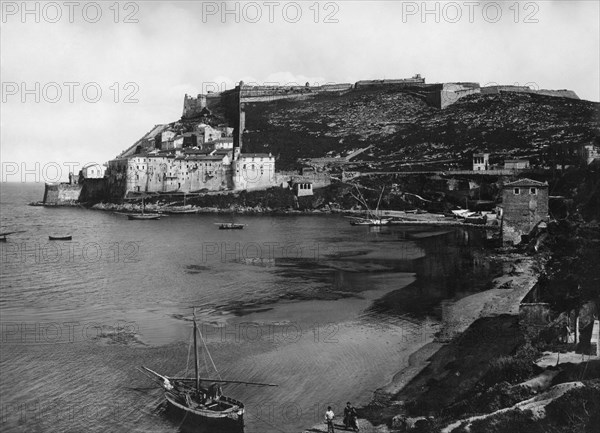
182,79,579,118
43,183,82,205
481,86,579,100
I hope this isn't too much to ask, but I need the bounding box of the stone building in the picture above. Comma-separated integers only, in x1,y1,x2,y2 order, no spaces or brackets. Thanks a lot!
106,151,232,197
504,159,530,170
232,153,276,191
580,143,599,165
472,152,489,171
80,162,106,179
500,178,549,244
294,182,313,197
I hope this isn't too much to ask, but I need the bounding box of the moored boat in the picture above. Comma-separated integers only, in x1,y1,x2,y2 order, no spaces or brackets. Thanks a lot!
127,214,161,220
141,308,276,430
49,235,72,240
126,196,161,220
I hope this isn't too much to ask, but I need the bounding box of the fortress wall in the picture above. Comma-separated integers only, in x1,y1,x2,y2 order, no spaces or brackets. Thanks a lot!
535,89,579,99
43,183,82,204
481,85,531,94
481,86,579,100
80,178,108,202
439,87,481,109
354,78,426,89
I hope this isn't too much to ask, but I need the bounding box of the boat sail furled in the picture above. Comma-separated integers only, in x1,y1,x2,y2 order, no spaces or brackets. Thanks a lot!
142,308,276,430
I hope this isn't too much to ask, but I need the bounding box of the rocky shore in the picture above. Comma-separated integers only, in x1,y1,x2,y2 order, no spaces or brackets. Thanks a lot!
303,251,540,433
305,217,600,433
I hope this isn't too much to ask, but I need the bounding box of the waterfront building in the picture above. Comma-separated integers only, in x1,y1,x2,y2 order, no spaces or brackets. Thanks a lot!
232,153,276,191
500,178,549,244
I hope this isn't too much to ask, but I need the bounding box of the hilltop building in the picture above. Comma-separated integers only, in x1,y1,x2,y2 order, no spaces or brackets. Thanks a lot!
500,178,549,244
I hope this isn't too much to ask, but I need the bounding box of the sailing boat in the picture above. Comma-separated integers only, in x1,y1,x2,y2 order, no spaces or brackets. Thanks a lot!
347,186,390,226
142,309,276,430
127,196,161,220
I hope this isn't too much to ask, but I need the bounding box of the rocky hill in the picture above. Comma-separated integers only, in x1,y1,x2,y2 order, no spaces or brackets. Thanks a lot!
242,88,600,171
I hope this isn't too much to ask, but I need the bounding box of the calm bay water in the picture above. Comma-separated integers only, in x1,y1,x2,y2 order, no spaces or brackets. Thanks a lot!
0,182,494,433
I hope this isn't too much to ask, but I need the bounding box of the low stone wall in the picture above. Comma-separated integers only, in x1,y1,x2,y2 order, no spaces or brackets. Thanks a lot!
273,172,331,189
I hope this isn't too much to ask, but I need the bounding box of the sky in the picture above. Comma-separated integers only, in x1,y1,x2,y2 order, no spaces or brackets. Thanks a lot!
1,0,599,182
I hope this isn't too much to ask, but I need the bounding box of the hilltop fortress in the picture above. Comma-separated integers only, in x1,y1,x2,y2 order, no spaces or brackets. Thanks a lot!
182,75,579,118
42,74,581,204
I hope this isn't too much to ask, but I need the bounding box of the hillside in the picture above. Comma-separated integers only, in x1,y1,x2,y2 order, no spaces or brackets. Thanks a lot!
242,89,600,171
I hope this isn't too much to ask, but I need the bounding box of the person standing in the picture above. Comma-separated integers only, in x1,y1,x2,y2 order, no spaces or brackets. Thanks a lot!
344,402,359,431
325,406,335,433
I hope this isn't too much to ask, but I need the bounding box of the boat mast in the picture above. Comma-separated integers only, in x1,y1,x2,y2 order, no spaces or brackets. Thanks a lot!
193,308,200,393
375,186,385,218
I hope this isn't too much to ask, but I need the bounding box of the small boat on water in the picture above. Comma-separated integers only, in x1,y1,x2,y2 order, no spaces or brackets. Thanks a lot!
141,308,276,430
127,214,161,220
218,223,245,230
349,218,390,226
126,196,161,220
216,209,245,230
165,208,197,214
49,235,72,241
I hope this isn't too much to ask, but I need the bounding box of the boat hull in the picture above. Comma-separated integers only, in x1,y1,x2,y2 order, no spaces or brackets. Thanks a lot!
49,236,72,240
127,214,161,220
218,224,245,230
164,392,244,432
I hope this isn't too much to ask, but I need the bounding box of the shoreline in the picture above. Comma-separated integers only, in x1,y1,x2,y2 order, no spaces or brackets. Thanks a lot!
303,251,541,433
29,201,500,230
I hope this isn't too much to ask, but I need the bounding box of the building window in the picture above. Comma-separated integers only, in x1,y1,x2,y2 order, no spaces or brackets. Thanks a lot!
530,188,537,195
514,188,520,195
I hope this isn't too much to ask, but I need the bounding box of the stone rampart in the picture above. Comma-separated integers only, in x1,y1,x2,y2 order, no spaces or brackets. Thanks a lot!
43,183,82,204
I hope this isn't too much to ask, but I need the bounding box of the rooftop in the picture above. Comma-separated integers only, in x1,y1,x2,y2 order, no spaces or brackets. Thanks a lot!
238,153,273,159
504,178,548,188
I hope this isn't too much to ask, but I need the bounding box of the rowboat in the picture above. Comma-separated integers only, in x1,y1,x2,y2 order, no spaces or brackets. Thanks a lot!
141,308,276,430
216,209,245,230
49,235,72,241
218,223,245,230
